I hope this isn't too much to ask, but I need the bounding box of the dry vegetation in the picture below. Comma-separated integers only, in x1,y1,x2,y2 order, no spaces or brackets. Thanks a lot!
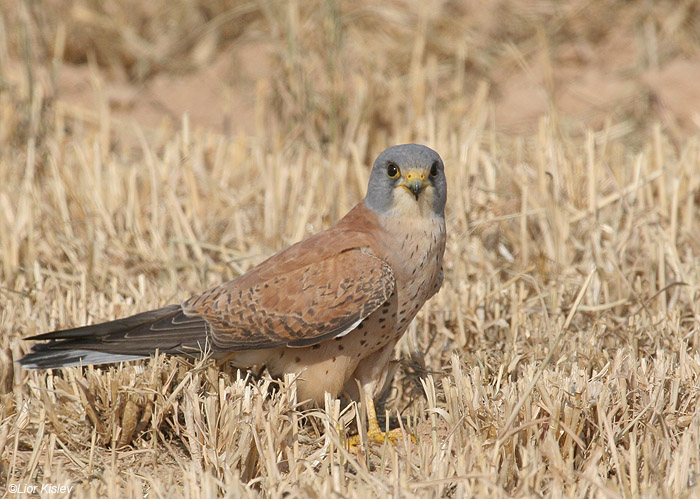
1,0,700,497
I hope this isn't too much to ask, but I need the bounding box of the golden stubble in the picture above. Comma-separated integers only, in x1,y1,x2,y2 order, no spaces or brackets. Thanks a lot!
1,0,700,497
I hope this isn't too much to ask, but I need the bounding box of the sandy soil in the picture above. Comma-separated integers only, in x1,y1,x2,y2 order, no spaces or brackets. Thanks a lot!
6,1,697,138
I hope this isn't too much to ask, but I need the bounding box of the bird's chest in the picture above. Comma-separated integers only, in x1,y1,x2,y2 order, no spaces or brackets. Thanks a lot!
380,217,446,332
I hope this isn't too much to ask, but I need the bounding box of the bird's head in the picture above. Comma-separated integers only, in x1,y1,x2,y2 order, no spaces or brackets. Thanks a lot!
364,144,446,218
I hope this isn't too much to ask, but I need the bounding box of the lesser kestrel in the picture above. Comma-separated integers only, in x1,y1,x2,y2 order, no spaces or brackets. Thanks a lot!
21,144,447,439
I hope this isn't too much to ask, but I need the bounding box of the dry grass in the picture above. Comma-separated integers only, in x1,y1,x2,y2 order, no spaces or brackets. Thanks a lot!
2,0,700,497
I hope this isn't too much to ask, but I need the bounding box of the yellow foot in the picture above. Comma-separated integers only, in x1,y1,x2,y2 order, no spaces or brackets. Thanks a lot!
346,394,415,450
346,426,415,449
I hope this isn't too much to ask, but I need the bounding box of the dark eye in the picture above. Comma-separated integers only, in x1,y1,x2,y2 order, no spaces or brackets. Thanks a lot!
386,162,400,179
430,161,439,177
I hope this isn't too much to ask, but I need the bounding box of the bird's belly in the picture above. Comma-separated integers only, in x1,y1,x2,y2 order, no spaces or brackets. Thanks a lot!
265,346,360,405
264,305,401,404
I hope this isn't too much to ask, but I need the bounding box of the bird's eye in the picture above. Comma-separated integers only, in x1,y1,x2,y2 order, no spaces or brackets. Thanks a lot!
430,161,439,177
386,162,400,179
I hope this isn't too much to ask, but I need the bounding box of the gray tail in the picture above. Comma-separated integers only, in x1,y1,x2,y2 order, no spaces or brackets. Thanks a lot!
19,305,210,369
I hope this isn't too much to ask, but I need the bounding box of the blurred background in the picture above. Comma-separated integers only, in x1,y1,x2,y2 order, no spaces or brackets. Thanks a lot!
2,0,699,152
2,1,700,495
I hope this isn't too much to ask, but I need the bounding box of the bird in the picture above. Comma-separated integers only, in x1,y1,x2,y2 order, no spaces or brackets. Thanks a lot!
20,143,447,442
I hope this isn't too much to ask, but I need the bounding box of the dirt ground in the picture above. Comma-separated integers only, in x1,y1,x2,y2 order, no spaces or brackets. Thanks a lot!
3,1,699,140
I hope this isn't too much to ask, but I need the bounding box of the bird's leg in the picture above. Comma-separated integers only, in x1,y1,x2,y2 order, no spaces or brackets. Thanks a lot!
346,383,414,449
363,393,383,435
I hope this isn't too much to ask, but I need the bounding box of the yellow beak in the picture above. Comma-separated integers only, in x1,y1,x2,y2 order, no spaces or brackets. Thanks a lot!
402,171,428,200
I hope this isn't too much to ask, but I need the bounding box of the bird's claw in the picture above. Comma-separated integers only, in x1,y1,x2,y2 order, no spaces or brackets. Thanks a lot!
346,426,415,451
346,394,415,451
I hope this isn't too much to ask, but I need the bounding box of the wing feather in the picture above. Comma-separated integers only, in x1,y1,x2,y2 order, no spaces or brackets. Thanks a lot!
183,249,394,350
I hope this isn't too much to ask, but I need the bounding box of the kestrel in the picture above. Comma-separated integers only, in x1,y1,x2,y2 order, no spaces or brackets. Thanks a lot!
21,144,447,441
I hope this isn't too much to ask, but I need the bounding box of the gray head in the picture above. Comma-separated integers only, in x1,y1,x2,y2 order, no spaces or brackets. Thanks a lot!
364,144,447,217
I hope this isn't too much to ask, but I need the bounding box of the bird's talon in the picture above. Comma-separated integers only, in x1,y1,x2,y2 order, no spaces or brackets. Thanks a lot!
346,427,415,452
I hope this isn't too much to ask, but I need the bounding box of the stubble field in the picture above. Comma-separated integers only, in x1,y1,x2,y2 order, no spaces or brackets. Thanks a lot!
1,1,700,496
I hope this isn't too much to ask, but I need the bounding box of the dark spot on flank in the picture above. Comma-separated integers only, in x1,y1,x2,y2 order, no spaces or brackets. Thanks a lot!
295,357,301,363
363,331,368,336
325,369,329,374
360,340,366,346
335,337,342,341
338,345,344,351
312,344,321,350
280,352,285,358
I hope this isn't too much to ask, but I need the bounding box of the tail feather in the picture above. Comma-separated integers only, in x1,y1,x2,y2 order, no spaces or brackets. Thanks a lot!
19,304,211,369
19,349,150,369
28,305,183,341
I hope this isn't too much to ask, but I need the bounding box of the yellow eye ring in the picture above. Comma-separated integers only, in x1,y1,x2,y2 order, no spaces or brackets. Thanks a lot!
386,162,400,179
